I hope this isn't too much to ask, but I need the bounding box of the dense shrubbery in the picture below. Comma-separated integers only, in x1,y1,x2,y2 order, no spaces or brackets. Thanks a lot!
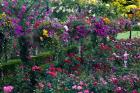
0,0,140,93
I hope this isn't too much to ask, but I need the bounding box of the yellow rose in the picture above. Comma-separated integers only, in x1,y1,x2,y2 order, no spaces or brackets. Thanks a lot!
43,29,49,37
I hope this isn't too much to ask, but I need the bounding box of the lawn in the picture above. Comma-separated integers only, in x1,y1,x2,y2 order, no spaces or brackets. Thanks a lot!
117,31,140,39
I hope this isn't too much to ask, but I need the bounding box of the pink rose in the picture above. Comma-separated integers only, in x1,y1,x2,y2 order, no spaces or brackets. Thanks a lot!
3,85,14,93
123,51,129,60
84,89,89,93
38,82,45,89
79,81,84,86
72,85,77,89
47,82,52,88
77,86,83,90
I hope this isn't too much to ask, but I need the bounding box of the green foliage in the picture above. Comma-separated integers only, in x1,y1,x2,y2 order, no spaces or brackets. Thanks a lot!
0,51,55,72
0,59,21,71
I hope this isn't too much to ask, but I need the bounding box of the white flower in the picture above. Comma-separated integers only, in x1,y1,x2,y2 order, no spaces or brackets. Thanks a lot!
105,4,110,7
64,25,69,31
137,22,140,26
62,9,66,12
59,6,63,10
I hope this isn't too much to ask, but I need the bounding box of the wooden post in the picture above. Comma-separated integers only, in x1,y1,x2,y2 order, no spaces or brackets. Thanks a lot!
129,27,132,39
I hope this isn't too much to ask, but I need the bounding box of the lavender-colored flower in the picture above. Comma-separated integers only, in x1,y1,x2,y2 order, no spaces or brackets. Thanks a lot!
48,30,55,37
61,30,70,42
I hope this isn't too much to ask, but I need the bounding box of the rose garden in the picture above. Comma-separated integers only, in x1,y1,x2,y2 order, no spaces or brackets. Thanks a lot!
0,0,140,93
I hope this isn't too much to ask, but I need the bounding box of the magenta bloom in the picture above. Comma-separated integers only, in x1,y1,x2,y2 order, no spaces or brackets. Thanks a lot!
3,85,14,93
22,5,26,12
32,65,41,71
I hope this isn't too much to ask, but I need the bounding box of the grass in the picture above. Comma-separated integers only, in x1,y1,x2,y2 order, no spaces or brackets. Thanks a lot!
117,31,140,39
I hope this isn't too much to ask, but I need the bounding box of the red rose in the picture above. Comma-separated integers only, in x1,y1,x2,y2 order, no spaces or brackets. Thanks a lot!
76,57,83,62
115,45,121,49
93,81,98,86
67,53,75,57
47,71,57,77
64,59,71,64
56,68,62,72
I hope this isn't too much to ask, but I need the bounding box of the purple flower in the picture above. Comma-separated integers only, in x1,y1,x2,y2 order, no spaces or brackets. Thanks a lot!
76,25,89,38
12,18,20,24
15,25,23,36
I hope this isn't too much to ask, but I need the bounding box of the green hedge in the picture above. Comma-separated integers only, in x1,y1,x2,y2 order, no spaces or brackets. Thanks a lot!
0,51,55,72
0,59,21,71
